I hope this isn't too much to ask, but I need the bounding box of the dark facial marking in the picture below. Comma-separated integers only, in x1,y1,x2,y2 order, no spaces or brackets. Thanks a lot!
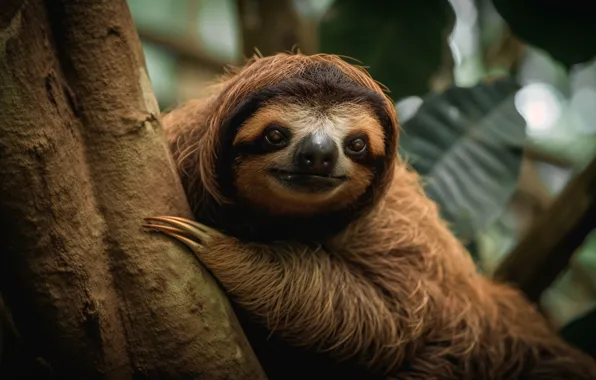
233,124,292,156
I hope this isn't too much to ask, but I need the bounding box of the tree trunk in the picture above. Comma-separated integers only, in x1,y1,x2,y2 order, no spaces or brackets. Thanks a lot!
238,0,318,58
0,1,266,379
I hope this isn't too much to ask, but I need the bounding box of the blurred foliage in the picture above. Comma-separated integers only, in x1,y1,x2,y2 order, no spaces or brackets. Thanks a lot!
492,0,596,68
128,0,240,62
398,77,525,243
128,0,193,37
141,42,178,110
319,0,455,100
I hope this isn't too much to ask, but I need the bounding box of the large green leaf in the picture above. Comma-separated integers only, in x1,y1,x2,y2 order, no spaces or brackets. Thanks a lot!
492,0,596,68
319,0,454,100
398,77,526,241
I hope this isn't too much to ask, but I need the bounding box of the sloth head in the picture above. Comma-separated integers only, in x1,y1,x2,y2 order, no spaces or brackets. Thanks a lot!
169,53,399,240
229,98,387,217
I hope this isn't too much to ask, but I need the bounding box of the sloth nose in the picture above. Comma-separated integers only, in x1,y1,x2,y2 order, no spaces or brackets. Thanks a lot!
294,133,338,175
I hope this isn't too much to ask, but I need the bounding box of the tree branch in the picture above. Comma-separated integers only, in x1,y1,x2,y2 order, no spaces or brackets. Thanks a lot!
137,27,231,73
494,157,596,302
525,145,574,168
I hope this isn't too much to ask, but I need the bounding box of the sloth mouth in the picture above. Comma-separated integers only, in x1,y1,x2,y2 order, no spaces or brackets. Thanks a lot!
269,169,347,193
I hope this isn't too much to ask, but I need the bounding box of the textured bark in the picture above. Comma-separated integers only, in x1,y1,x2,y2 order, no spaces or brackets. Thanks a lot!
0,1,266,379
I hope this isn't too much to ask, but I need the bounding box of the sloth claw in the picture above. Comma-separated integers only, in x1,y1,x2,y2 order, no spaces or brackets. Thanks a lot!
142,216,224,251
162,216,225,239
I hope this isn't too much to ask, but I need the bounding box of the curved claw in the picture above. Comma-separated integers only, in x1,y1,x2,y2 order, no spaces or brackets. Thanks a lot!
159,216,225,240
143,223,201,252
142,215,221,252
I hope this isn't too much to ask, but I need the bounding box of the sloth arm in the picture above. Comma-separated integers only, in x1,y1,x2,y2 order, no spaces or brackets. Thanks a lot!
143,216,424,374
198,237,423,374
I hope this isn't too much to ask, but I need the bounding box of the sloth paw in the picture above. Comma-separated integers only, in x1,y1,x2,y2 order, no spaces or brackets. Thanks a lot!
142,215,226,254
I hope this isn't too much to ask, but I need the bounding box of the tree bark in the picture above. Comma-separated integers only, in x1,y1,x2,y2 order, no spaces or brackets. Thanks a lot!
0,1,266,379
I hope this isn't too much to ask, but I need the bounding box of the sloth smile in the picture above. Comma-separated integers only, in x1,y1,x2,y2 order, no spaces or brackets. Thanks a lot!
269,169,347,192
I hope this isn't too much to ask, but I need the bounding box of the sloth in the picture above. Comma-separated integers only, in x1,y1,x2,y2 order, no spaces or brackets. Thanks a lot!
143,53,596,379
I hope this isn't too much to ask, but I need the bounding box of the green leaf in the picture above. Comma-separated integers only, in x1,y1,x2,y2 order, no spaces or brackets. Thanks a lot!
319,0,454,100
398,77,526,241
492,0,596,67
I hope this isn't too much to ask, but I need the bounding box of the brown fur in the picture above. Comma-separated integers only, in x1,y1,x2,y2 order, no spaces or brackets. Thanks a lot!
161,53,596,379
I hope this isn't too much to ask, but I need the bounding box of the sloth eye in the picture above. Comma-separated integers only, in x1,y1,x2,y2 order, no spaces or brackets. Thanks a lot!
346,137,367,154
264,127,288,146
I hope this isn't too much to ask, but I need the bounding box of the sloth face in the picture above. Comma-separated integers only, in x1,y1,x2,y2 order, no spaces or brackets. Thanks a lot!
231,100,386,216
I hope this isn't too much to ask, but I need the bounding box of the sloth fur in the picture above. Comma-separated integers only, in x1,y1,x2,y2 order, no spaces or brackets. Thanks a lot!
159,53,596,379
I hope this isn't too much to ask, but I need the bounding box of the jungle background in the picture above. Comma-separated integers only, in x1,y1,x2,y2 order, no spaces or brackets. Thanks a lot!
129,0,596,356
0,0,595,377
128,0,596,353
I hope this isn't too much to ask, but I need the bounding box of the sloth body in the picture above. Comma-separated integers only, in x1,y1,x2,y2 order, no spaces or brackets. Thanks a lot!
153,53,596,379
